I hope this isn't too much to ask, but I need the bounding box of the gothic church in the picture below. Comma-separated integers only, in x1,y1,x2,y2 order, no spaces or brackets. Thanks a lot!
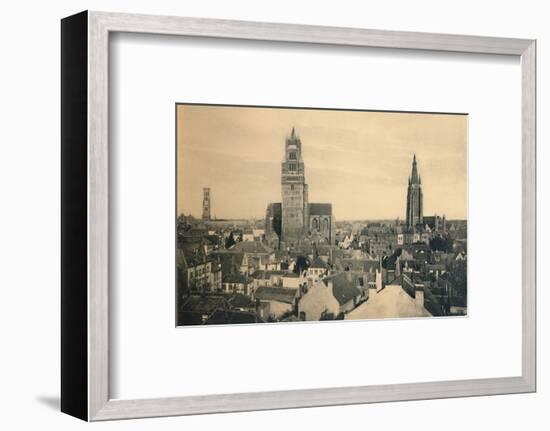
265,128,334,249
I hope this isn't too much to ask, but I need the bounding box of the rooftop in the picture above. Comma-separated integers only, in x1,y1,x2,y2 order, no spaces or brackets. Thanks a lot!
309,203,332,216
345,284,431,320
330,272,362,305
255,286,298,304
234,241,274,254
310,256,329,269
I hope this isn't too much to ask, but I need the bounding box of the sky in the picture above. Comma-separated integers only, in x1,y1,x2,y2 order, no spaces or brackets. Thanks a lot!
177,104,467,221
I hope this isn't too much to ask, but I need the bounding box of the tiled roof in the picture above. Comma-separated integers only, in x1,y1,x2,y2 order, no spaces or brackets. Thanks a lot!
341,258,379,273
330,273,361,305
212,252,246,275
308,203,332,216
222,273,250,284
255,286,297,304
234,241,274,254
345,284,431,320
251,270,288,280
180,295,229,314
310,256,329,269
228,293,255,308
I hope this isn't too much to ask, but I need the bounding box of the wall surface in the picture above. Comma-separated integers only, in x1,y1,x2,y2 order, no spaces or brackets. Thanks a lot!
0,0,547,429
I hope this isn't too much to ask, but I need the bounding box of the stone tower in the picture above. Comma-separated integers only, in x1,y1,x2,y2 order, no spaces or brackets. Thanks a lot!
406,154,423,229
202,187,211,221
281,128,309,247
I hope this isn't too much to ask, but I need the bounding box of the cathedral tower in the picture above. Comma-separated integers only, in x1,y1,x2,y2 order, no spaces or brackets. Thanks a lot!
281,128,309,246
406,154,423,229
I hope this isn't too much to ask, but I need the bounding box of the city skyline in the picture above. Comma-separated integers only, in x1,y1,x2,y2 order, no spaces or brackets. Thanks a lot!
177,104,467,220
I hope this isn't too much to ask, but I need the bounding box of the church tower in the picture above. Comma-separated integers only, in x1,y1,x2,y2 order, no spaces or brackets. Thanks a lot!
406,154,423,229
281,128,308,247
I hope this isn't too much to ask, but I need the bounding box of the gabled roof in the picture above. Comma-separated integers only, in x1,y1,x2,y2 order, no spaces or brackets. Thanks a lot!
345,284,431,320
212,251,246,275
178,243,210,267
330,272,361,305
255,286,297,304
310,256,329,269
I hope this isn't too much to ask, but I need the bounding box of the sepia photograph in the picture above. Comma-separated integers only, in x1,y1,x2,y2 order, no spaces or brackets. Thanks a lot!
176,104,467,326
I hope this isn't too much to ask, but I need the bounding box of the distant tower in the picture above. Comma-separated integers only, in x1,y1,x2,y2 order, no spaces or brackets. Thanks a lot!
406,154,423,229
281,127,308,246
202,187,211,220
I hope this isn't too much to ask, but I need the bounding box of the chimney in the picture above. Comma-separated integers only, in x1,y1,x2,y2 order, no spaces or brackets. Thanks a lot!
415,285,424,308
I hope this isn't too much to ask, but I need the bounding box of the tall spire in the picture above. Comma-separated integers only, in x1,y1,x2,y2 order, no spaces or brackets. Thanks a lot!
406,153,423,229
291,127,296,138
410,154,420,184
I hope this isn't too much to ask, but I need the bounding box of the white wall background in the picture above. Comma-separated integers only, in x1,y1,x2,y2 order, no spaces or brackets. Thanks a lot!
0,0,546,429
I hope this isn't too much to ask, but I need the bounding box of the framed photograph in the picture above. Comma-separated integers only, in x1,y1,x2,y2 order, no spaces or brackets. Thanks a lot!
61,11,536,421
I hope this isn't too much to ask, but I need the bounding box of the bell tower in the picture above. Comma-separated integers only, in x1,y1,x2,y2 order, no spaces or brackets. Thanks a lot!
202,187,211,221
281,128,308,246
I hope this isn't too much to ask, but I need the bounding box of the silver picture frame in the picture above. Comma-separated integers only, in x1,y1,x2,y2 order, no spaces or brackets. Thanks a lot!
61,10,536,421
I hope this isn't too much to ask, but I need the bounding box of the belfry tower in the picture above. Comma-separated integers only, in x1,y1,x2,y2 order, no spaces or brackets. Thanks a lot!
202,187,211,221
406,154,423,229
280,128,309,247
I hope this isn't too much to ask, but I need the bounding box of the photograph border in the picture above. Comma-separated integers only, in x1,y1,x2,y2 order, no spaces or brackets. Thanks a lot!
61,10,536,421
174,101,470,328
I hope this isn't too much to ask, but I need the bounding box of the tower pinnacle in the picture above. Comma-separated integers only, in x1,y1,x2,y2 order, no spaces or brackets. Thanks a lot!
410,154,420,184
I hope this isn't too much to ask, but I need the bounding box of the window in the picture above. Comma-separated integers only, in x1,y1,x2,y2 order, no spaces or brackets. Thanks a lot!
288,151,297,160
289,163,296,171
312,218,319,231
291,185,294,191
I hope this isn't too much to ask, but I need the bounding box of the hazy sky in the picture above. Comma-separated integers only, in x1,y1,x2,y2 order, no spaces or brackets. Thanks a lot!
177,104,467,220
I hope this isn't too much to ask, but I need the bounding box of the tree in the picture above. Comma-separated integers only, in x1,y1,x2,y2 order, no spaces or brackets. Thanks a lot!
448,260,467,298
429,235,453,252
225,232,236,249
293,255,309,274
176,214,192,247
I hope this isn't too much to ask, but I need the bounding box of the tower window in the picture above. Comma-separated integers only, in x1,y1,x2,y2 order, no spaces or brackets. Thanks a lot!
289,151,297,160
289,163,296,171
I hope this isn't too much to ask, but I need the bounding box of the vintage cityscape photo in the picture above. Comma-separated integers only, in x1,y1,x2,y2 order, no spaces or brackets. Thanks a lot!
176,104,467,326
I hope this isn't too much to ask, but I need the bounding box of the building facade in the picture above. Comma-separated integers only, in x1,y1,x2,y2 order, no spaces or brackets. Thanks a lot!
265,128,334,249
